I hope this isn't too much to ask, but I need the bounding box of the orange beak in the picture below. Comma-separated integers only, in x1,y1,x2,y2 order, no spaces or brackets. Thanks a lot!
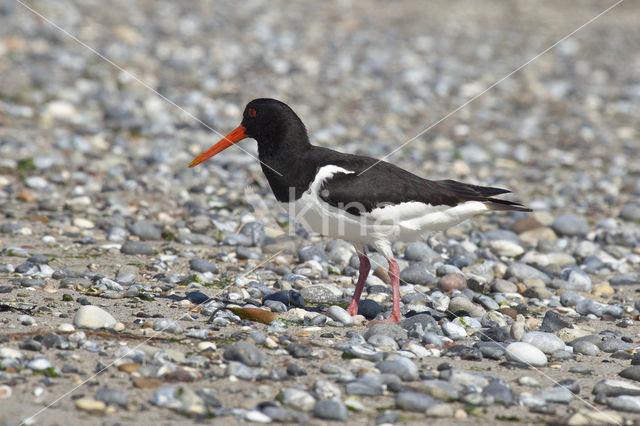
189,125,248,167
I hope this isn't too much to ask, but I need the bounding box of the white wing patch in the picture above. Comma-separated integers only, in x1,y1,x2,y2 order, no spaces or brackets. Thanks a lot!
309,165,354,195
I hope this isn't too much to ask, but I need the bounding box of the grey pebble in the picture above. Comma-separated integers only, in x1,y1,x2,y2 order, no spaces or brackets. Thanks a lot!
396,391,436,412
224,341,264,367
326,305,353,325
121,241,154,255
129,221,162,240
313,399,348,421
608,395,640,413
300,284,341,304
189,258,219,273
95,387,128,407
551,214,590,237
365,322,408,341
376,356,418,381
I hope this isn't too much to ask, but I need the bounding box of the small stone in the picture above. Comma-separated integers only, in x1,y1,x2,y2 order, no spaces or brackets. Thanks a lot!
505,342,547,367
572,340,600,356
376,356,418,381
404,242,438,262
400,262,437,285
73,305,118,329
483,380,515,406
441,321,467,340
282,388,315,411
491,279,518,293
129,221,162,240
518,376,540,387
506,263,551,284
438,274,467,293
358,300,381,319
619,366,640,382
535,386,573,404
313,399,348,421
300,284,341,304
326,305,353,325
0,347,22,359
592,379,640,397
619,204,640,221
367,334,399,351
365,322,408,341
27,358,52,371
396,391,436,411
224,341,263,367
521,331,565,354
121,241,154,255
153,318,184,334
189,259,219,273
448,296,482,317
75,397,106,414
95,387,128,407
551,214,590,237
245,410,272,423
0,384,11,399
540,310,572,332
287,342,313,358
489,240,524,257
608,395,640,413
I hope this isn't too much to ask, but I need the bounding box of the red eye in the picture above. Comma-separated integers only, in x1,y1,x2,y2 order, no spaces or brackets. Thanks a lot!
247,108,257,118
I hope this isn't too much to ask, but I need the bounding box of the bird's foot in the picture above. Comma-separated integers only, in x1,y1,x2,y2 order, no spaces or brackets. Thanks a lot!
378,312,402,323
345,302,359,317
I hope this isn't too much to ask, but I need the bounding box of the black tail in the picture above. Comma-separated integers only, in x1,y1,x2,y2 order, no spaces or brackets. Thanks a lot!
437,179,532,212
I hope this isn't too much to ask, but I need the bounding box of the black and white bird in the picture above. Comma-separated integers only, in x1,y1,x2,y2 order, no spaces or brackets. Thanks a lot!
190,98,531,322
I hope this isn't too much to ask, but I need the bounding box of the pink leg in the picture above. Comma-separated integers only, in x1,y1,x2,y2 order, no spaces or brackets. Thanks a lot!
379,258,402,322
346,252,370,316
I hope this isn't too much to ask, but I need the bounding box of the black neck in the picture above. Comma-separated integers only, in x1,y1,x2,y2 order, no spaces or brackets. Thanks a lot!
257,127,316,203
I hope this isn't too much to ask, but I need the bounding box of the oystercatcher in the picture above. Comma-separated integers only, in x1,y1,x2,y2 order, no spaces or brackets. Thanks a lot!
190,98,531,322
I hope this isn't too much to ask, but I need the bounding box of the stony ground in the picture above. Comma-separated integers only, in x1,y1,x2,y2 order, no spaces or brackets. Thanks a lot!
1,0,640,425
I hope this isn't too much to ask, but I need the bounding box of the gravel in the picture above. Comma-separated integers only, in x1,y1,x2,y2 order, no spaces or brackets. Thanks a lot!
1,1,639,425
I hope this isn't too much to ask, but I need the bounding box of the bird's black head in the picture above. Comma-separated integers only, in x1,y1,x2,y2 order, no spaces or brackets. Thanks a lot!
240,98,308,148
189,98,309,168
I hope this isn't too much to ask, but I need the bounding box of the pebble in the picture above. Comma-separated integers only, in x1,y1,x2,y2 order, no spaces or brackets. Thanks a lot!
365,322,408,341
73,305,118,329
223,341,264,367
282,388,315,411
437,274,467,292
505,342,547,367
0,4,636,425
551,214,590,237
300,284,342,304
376,356,418,381
189,258,219,273
506,263,551,283
620,366,640,382
400,262,437,285
441,322,467,340
313,399,348,421
326,305,353,325
592,379,640,397
540,310,571,332
521,331,565,354
396,391,436,411
121,241,154,255
75,397,106,414
608,395,640,413
358,300,381,319
153,318,184,334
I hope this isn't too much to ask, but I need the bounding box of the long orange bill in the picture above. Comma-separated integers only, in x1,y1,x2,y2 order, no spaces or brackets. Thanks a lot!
189,125,248,167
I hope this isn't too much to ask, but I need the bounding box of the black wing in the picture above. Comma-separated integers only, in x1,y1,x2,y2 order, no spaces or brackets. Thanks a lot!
313,148,530,215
